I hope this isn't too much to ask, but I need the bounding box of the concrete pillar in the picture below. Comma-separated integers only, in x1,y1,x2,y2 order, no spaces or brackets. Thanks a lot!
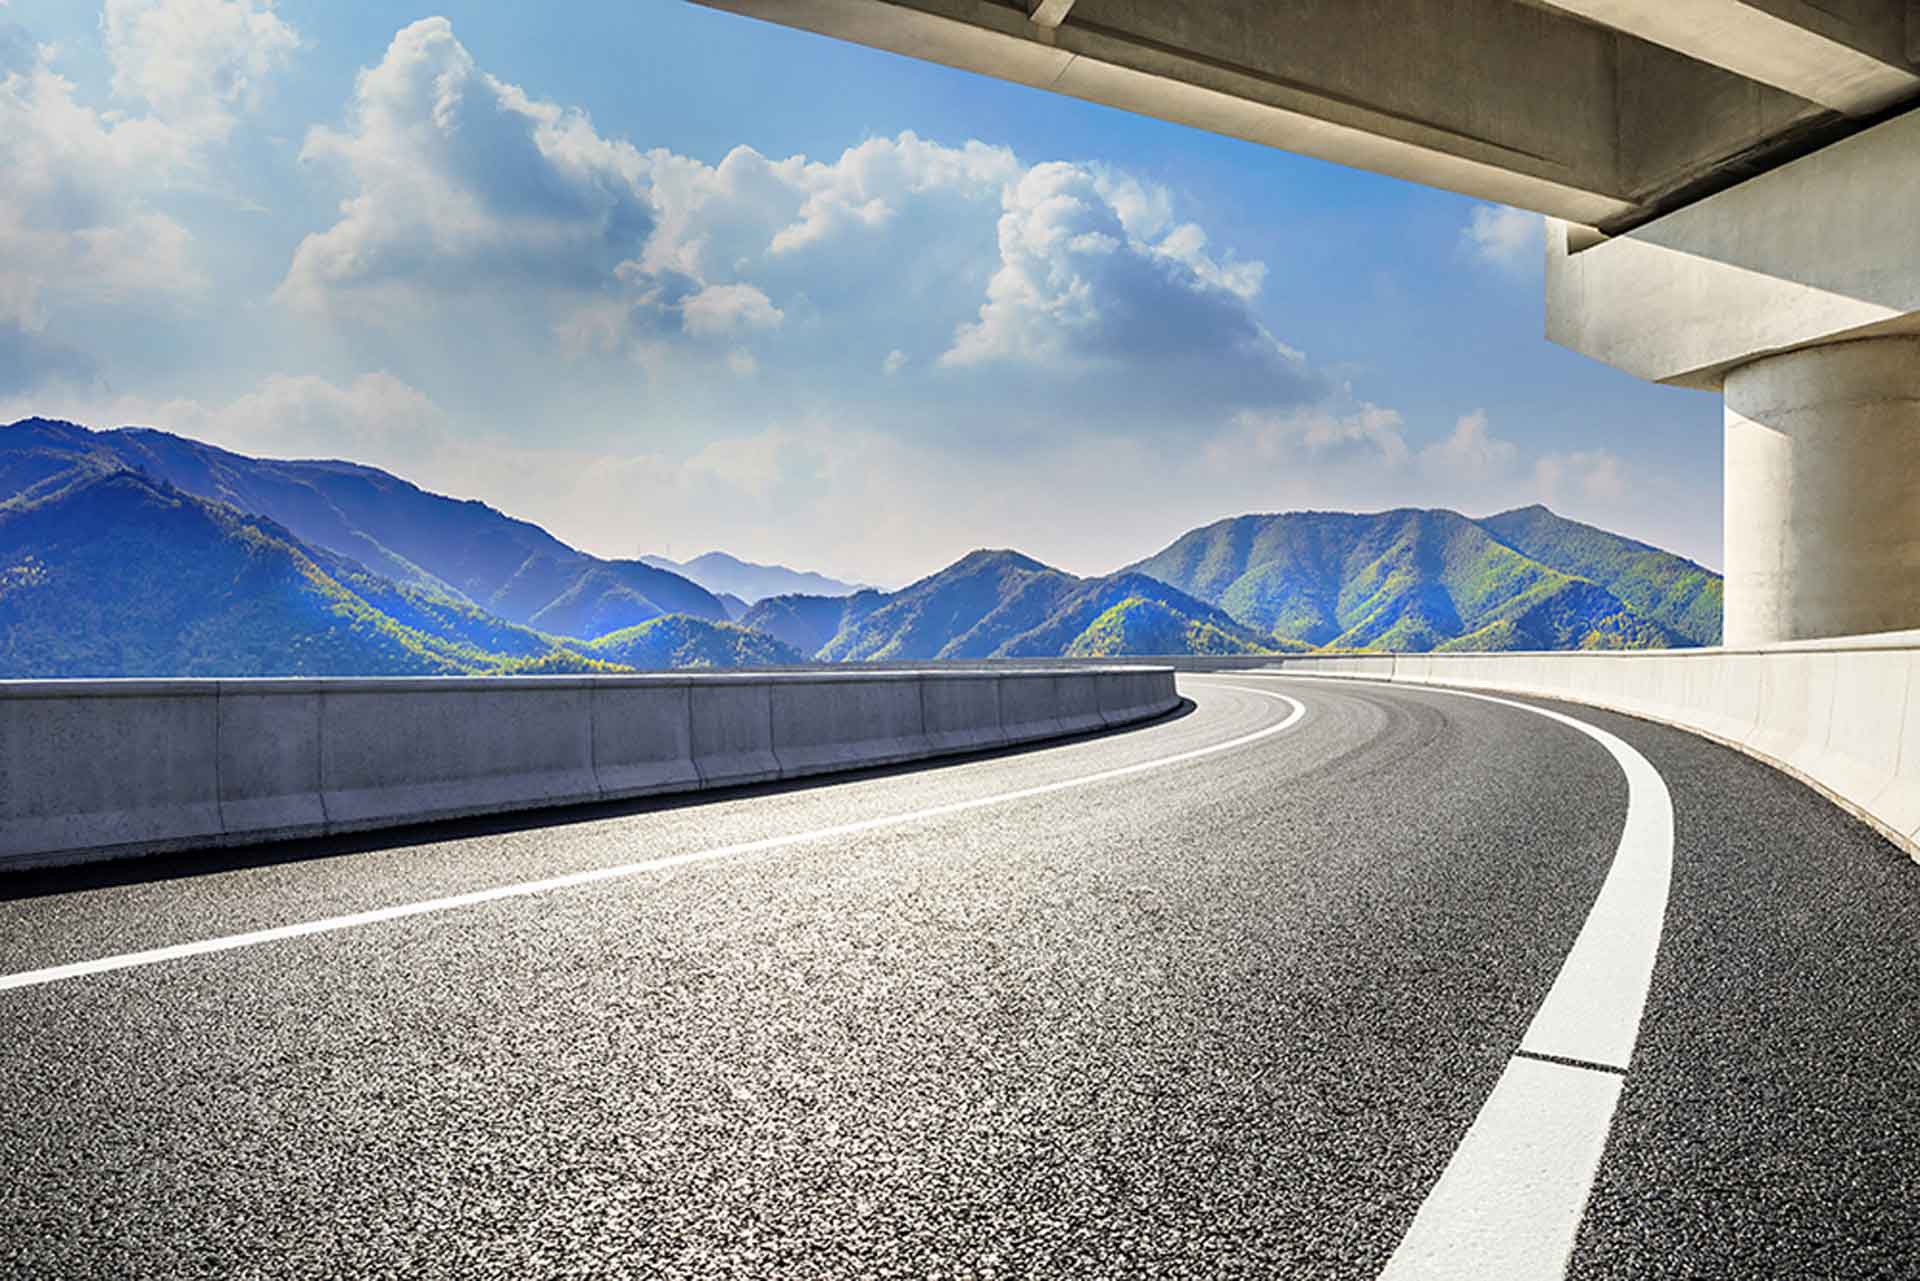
1723,335,1920,646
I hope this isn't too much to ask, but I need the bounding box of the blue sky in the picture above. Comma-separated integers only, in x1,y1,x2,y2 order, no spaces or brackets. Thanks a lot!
0,0,1723,584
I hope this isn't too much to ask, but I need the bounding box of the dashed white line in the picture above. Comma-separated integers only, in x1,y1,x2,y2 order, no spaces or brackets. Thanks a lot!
1380,1055,1627,1281
1199,674,1674,1281
0,687,1306,995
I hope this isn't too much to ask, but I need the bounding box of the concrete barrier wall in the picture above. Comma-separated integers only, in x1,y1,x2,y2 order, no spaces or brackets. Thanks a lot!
0,668,1178,871
1228,635,1920,863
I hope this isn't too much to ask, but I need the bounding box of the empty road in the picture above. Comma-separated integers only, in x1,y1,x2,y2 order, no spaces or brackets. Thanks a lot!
3,675,1916,1279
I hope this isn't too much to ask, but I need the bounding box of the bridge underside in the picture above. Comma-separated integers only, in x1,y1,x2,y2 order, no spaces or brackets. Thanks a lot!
697,0,1920,647
694,0,1919,235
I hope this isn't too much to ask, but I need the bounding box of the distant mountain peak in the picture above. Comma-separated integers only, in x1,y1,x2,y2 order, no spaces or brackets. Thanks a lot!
948,547,1052,573
639,549,870,604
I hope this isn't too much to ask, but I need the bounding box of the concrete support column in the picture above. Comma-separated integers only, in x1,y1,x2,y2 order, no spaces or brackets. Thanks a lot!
1724,336,1920,646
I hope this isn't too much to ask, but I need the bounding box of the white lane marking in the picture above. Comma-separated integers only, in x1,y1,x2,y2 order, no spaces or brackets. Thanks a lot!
0,688,1305,995
1380,1057,1625,1281
1192,674,1674,1279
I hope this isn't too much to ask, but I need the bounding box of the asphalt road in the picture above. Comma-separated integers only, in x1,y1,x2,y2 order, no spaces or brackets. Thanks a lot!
2,675,1916,1279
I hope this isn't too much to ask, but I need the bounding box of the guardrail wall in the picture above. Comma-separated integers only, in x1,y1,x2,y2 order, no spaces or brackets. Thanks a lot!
1233,638,1920,863
0,668,1178,871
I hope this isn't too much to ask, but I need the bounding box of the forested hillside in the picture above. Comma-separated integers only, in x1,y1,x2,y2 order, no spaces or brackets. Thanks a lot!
1127,507,1713,651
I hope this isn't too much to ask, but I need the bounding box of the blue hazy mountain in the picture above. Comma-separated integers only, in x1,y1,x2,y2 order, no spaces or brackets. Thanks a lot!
639,550,870,603
2,418,727,640
0,435,797,676
0,463,551,676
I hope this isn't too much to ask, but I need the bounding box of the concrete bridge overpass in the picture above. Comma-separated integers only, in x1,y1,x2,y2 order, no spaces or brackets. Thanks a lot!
695,0,1920,648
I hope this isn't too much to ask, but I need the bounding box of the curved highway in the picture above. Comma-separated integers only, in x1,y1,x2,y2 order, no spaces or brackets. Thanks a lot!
2,675,1916,1279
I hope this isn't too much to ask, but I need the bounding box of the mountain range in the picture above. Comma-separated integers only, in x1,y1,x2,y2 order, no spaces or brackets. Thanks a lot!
3,418,728,639
740,551,1284,661
0,420,795,676
638,551,868,605
0,416,1722,675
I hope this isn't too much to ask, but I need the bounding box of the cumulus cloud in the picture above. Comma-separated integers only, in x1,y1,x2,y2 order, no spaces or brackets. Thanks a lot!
0,24,199,333
1214,402,1411,470
0,11,1719,579
0,1,296,394
280,19,1316,422
938,161,1305,410
1461,204,1544,272
279,17,653,314
623,131,1012,374
1420,409,1518,481
103,0,298,144
680,282,782,337
7,371,454,477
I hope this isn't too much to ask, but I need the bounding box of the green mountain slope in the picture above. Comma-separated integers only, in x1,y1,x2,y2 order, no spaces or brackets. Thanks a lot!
1476,504,1722,645
816,550,1053,662
988,571,1274,658
0,418,728,639
0,468,511,676
0,463,800,677
1128,507,1701,652
582,616,804,669
739,590,886,657
1064,596,1310,658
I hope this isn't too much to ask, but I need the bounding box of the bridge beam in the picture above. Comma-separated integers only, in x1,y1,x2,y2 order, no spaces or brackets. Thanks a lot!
692,0,1849,233
1026,0,1073,29
1533,0,1920,114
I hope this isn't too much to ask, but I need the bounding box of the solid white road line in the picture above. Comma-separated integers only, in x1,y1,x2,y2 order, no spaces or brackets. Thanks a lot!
0,688,1306,995
1196,674,1674,1281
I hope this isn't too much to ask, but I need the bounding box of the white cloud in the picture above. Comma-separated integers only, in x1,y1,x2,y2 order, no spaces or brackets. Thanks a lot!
0,30,197,351
103,0,298,144
0,13,1721,579
0,1,298,392
940,160,1306,406
1461,204,1544,272
1420,409,1518,481
279,20,1315,423
1214,402,1411,470
680,282,782,337
278,17,653,315
1196,405,1647,546
6,371,1702,584
7,371,453,476
621,131,1012,374
1535,448,1627,505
